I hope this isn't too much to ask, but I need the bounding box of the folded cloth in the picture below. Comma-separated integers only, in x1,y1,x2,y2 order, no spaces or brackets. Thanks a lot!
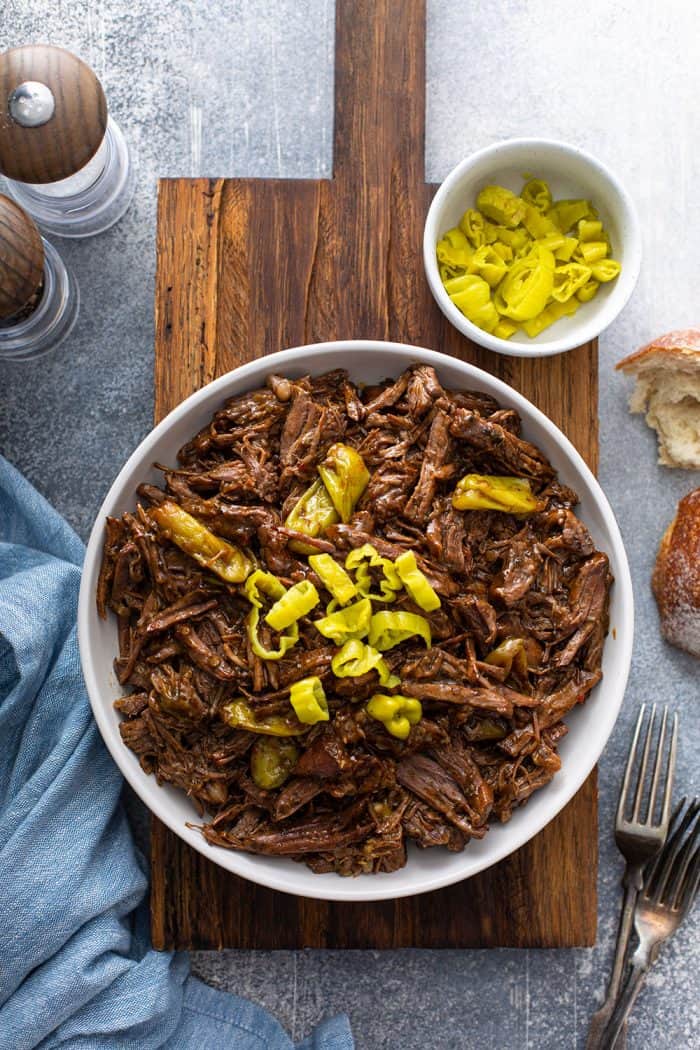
0,457,353,1050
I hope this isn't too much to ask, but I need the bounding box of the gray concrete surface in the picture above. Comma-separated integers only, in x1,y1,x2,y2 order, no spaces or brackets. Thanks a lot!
1,1,698,1047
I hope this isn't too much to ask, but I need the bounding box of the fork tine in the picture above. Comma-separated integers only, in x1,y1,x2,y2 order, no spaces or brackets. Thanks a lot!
648,799,700,904
678,846,700,916
659,713,679,829
645,797,691,892
666,801,700,909
645,707,668,826
631,704,656,823
617,704,646,824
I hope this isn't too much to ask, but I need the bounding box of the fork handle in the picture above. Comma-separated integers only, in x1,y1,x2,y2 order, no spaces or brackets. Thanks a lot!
585,871,642,1049
599,964,647,1050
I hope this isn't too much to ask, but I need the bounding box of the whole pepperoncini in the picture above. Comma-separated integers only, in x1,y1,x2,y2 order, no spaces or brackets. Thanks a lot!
452,474,545,516
222,698,307,736
150,501,252,583
285,478,339,554
317,443,370,523
366,694,423,740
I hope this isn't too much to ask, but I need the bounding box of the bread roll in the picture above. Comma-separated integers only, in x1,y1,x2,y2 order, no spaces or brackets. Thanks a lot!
616,328,700,468
652,487,700,657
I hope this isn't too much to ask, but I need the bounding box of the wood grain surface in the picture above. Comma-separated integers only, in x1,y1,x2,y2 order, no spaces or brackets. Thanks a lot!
152,0,598,949
0,194,44,320
0,45,107,184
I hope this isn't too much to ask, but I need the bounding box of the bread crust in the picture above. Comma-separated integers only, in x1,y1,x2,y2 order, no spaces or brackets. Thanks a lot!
617,328,700,373
653,487,700,657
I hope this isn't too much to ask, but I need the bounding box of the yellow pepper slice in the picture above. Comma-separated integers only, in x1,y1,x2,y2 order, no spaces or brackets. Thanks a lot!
445,273,500,334
265,580,320,631
285,478,339,555
554,236,578,262
522,296,580,337
521,177,552,213
331,639,399,688
468,245,508,288
346,544,402,603
452,474,545,515
150,501,252,584
576,279,600,303
551,263,592,303
577,219,604,243
476,185,526,228
493,319,519,340
459,208,490,248
308,553,357,604
436,227,473,269
494,245,555,322
547,199,597,233
288,676,329,725
314,597,372,644
575,241,608,265
590,258,622,282
485,637,528,677
244,570,299,660
393,550,441,612
368,611,432,652
250,737,300,789
222,698,307,736
366,694,422,740
521,202,560,240
317,443,370,523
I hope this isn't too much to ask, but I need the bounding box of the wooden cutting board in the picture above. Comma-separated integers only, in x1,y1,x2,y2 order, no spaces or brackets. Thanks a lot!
151,0,598,950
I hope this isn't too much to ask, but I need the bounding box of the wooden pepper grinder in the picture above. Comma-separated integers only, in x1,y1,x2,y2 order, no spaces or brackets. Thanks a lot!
0,194,79,359
0,45,134,238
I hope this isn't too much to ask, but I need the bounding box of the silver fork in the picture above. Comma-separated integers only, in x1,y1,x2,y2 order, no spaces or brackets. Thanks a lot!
599,797,700,1049
586,705,678,1050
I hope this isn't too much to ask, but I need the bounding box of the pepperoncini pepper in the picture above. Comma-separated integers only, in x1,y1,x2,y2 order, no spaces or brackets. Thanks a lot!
314,597,372,644
308,553,358,604
150,501,252,583
484,637,529,678
331,639,399,688
366,694,422,740
393,550,441,612
285,478,339,554
521,177,553,213
368,610,432,652
317,443,370,523
452,474,545,515
265,580,320,631
443,273,500,334
250,738,300,789
494,245,555,322
468,245,508,288
222,698,307,736
244,570,299,660
551,263,592,303
476,185,526,228
288,676,329,725
345,544,402,602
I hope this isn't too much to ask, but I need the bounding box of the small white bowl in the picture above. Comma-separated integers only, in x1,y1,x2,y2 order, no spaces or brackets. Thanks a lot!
424,138,642,358
79,340,633,903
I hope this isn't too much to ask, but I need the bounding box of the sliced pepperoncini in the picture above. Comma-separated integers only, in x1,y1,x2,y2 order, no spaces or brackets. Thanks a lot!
331,639,399,688
368,610,432,652
493,245,555,322
366,694,422,740
288,676,329,725
317,443,370,523
244,569,299,660
285,478,339,554
393,550,441,612
265,579,320,631
485,637,528,678
150,500,252,583
345,544,402,602
308,552,358,605
314,597,372,644
452,474,545,516
222,698,307,736
476,185,526,228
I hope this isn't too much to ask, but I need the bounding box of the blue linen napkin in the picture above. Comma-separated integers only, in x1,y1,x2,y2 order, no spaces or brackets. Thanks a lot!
0,456,353,1050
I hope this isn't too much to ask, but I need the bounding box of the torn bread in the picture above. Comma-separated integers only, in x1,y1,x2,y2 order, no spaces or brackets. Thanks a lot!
616,328,700,468
653,487,700,657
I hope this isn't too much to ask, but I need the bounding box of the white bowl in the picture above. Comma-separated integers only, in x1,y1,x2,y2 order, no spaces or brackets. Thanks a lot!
423,138,642,358
78,340,633,902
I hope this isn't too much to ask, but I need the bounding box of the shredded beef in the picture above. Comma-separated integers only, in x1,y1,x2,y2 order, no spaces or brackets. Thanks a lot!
99,365,612,876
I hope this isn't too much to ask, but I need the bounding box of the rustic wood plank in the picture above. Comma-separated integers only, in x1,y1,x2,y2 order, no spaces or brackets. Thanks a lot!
151,0,599,950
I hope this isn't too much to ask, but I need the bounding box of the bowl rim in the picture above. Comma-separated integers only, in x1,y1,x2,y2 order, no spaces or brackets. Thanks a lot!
423,136,642,358
78,339,634,902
